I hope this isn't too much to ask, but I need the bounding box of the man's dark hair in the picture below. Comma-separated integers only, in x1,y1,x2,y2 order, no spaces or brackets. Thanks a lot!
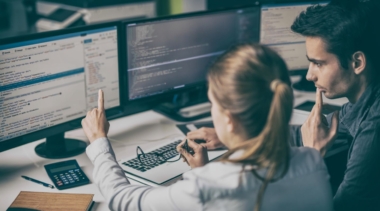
291,0,380,77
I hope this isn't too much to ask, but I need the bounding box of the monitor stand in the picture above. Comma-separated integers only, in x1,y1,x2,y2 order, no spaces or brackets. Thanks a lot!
292,75,316,92
35,133,87,159
154,101,211,122
153,89,211,122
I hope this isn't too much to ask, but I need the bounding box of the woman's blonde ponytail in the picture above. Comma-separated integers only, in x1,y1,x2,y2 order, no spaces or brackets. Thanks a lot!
208,43,294,211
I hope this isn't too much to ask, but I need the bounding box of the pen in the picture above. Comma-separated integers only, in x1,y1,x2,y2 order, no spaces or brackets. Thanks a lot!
183,139,194,155
184,139,190,152
21,175,55,189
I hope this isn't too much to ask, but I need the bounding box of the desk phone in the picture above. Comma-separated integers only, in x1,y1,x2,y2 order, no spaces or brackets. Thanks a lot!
44,159,89,190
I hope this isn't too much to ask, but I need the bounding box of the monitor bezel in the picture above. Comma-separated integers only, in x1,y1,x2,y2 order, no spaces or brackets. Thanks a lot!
121,5,261,106
0,21,126,152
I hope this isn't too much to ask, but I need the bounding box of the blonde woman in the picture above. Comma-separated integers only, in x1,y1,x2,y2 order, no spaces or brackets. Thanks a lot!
82,43,333,211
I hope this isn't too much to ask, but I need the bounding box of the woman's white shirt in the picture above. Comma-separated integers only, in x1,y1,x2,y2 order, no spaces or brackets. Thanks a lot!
86,137,333,211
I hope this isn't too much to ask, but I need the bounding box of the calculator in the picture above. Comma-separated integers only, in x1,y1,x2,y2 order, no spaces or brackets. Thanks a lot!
44,159,90,190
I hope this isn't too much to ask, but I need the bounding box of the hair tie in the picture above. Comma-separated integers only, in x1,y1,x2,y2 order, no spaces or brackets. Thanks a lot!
270,80,281,92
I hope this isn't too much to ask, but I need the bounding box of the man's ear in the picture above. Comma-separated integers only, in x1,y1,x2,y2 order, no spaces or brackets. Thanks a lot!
352,51,366,75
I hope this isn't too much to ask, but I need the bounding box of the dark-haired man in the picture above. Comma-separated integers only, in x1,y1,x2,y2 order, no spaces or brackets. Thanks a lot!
289,1,380,210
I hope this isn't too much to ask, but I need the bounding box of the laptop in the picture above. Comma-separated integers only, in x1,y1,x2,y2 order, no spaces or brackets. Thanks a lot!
119,121,227,186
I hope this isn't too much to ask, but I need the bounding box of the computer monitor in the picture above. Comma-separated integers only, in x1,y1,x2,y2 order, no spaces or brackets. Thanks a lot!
124,7,260,121
260,1,328,91
0,22,123,158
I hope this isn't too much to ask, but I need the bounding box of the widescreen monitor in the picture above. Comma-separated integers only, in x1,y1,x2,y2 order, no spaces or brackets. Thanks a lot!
0,22,123,158
125,7,261,102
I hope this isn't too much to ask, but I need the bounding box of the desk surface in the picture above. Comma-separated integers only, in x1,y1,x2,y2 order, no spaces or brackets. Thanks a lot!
0,89,348,211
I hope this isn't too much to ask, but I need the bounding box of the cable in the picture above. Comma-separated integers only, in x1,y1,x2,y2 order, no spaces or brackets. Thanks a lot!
108,133,185,147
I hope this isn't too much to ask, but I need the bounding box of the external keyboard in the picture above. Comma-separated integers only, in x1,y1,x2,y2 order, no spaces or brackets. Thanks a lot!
122,140,181,172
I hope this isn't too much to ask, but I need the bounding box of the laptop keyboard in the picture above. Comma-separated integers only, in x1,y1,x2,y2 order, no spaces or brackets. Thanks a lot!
122,140,182,172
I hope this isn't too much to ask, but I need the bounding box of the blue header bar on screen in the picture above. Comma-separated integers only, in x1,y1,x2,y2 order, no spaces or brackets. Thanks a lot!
0,68,85,92
0,26,116,50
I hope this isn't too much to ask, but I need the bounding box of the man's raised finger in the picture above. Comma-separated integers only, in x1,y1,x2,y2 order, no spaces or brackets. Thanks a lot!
315,88,323,113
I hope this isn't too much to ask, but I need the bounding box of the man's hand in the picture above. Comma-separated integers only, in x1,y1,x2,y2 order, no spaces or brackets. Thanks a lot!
187,127,225,150
81,89,110,143
177,139,209,169
301,88,339,156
